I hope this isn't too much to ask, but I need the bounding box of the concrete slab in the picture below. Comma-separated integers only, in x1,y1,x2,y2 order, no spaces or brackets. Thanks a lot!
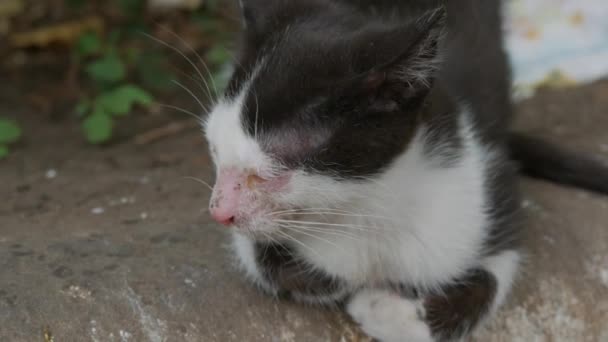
1,81,607,341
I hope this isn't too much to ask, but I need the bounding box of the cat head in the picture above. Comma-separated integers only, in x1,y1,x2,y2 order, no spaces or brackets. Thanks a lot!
204,0,446,236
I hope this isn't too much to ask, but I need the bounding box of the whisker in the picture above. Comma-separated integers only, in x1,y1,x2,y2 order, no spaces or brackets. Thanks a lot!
272,210,399,222
158,104,201,120
261,231,282,256
169,65,214,100
172,80,209,112
274,219,399,232
270,207,353,214
275,230,321,258
155,24,219,99
183,176,213,191
270,208,364,217
280,225,354,256
141,32,214,99
278,223,361,241
254,90,260,140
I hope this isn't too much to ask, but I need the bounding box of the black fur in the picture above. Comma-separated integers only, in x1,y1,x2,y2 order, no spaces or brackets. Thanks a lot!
228,0,452,178
254,242,347,303
424,269,497,341
510,132,608,195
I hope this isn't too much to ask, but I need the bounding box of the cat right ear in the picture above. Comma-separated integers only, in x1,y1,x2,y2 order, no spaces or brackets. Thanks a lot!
351,6,447,99
237,0,254,29
238,0,269,32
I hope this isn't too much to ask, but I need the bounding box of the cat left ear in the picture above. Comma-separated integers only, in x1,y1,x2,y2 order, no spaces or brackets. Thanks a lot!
355,6,447,97
238,0,273,32
238,0,255,29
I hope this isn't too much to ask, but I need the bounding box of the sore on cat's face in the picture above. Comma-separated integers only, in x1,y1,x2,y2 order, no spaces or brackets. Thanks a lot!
204,0,445,235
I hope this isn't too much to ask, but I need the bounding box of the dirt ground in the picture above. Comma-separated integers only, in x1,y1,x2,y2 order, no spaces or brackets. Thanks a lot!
1,78,607,341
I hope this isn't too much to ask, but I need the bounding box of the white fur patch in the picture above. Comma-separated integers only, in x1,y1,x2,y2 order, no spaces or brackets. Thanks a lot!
231,232,276,294
347,289,432,342
483,249,521,313
204,94,271,174
289,111,492,289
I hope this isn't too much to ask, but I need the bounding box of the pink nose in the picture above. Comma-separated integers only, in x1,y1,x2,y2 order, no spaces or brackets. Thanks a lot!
211,211,235,226
209,168,243,226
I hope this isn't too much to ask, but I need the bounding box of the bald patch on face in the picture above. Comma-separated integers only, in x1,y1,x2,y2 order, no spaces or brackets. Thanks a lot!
260,125,334,165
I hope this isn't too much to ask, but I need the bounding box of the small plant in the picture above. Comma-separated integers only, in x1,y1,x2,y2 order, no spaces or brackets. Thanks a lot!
0,118,22,159
70,0,233,144
75,30,159,143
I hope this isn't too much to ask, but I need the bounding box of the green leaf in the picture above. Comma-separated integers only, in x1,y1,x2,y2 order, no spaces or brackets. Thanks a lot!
77,32,102,57
115,85,154,106
0,118,22,144
205,46,231,67
97,85,154,116
83,111,113,144
97,91,129,116
0,145,8,159
85,54,126,83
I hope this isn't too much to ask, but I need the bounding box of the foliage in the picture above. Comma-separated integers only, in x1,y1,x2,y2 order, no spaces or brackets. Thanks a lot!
2,0,235,157
76,29,158,144
72,0,233,144
0,118,22,159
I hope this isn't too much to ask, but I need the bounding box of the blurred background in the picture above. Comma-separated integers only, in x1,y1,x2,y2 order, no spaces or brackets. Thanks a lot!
0,0,239,152
1,0,607,156
0,1,607,341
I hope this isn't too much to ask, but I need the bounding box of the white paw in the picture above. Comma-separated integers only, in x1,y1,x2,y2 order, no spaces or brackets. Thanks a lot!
347,290,433,342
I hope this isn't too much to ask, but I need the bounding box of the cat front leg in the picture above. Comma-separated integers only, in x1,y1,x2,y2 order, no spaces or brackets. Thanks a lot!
233,232,350,305
347,249,520,342
348,289,433,342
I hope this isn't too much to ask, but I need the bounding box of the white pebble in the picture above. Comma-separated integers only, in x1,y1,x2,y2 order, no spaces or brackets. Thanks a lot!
45,169,57,179
91,207,105,215
119,330,132,341
140,212,148,220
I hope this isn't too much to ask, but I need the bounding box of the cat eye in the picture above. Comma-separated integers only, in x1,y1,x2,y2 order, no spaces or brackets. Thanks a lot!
246,174,267,189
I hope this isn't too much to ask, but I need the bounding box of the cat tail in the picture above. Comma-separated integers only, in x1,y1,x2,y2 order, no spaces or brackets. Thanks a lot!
509,132,608,195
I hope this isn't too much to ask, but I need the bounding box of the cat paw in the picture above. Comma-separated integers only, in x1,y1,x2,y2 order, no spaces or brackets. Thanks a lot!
347,289,433,342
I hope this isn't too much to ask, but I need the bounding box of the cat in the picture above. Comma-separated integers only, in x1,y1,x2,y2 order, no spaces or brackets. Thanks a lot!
202,1,608,341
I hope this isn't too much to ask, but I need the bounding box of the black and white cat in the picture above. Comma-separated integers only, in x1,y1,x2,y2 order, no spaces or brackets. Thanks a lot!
202,1,608,341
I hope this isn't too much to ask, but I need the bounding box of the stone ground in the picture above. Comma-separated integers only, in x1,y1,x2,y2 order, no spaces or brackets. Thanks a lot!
1,80,607,342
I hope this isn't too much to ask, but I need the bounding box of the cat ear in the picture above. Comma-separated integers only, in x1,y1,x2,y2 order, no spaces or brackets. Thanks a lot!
353,6,447,98
237,0,255,29
238,0,273,32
